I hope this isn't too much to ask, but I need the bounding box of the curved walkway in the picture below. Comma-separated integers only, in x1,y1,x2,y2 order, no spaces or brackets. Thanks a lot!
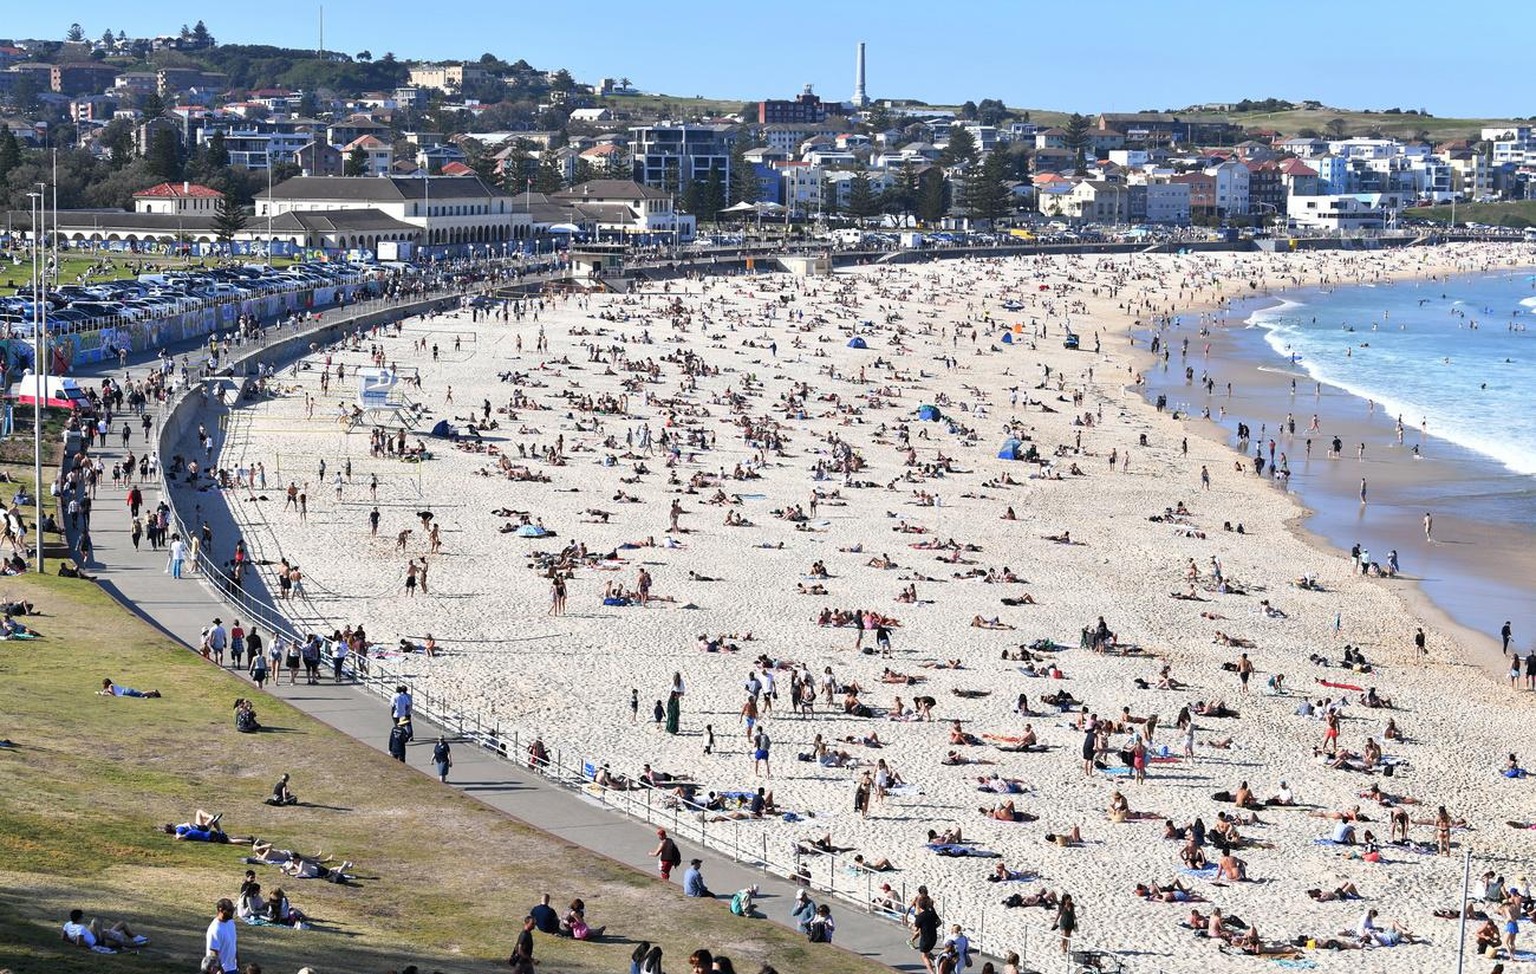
67,295,940,973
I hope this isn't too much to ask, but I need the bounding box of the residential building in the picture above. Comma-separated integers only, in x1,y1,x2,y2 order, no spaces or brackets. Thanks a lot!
778,161,825,216
50,62,117,96
328,114,391,147
1036,179,1129,223
1245,161,1284,220
155,67,226,96
1142,180,1191,224
1206,160,1251,216
1169,172,1216,219
343,135,394,176
1278,158,1320,198
407,63,489,93
294,140,344,177
630,123,736,191
113,72,157,95
758,85,828,125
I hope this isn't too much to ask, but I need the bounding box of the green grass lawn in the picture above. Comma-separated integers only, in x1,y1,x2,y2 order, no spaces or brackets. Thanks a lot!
1,253,301,297
0,574,889,974
1408,200,1536,227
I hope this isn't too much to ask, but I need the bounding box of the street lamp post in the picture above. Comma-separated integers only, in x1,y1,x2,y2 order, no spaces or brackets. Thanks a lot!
27,189,44,572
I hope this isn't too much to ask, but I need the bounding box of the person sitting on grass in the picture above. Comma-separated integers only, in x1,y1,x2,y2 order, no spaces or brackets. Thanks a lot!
264,773,299,806
61,908,148,951
234,698,261,733
99,678,161,698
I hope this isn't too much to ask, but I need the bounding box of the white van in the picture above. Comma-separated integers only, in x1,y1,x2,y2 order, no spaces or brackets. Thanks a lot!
10,371,97,413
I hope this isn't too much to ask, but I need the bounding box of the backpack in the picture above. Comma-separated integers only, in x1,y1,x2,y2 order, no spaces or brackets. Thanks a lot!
660,838,680,865
807,919,829,943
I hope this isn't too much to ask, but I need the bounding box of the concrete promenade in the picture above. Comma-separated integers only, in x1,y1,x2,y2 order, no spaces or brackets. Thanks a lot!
61,296,939,973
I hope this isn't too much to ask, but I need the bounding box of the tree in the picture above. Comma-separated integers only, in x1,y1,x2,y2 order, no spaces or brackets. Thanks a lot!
699,161,726,223
204,130,229,170
345,145,368,177
942,126,978,166
959,149,1012,224
959,100,978,121
820,175,838,217
8,75,41,116
0,129,21,184
1064,113,1091,176
139,92,165,121
100,29,116,48
145,129,183,181
549,69,576,93
191,20,214,48
212,193,247,243
501,138,534,191
846,167,879,220
1325,117,1348,138
728,139,758,204
66,23,85,43
298,91,319,118
917,168,948,224
571,157,597,188
102,118,134,169
356,50,373,62
532,153,564,195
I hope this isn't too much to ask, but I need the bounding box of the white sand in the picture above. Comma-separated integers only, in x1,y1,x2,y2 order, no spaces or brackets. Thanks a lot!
213,244,1536,971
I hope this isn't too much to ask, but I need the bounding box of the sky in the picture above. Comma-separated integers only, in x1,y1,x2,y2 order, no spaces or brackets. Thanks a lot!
8,1,1534,119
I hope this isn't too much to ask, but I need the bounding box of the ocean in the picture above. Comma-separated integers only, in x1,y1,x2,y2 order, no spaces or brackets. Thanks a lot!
1252,271,1536,477
1141,266,1536,656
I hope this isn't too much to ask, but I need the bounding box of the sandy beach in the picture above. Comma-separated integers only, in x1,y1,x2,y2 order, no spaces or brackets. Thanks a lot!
207,244,1536,971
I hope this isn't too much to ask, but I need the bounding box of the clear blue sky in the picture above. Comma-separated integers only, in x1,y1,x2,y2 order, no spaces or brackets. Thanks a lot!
8,1,1533,118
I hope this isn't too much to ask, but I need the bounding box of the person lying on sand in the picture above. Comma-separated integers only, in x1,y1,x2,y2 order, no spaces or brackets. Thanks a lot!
980,800,1038,823
1043,826,1084,848
943,750,994,766
964,614,1013,629
1307,882,1361,902
1134,880,1201,903
986,862,1033,883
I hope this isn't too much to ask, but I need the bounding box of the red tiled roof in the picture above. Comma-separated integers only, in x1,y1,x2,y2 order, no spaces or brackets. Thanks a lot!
133,181,222,199
439,161,475,176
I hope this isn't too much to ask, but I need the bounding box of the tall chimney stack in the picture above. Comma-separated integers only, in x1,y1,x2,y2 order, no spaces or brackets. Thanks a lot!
851,42,868,108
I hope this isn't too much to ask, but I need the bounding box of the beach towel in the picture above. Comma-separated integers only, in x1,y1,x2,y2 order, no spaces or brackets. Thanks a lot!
1271,960,1317,970
886,783,924,797
1317,679,1364,691
1181,864,1219,878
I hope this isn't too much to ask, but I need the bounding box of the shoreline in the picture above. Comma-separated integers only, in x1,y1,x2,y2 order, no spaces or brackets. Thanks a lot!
1135,261,1536,676
203,245,1536,972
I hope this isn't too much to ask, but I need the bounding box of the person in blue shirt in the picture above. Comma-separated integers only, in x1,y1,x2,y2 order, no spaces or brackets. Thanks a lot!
682,859,713,897
529,893,560,934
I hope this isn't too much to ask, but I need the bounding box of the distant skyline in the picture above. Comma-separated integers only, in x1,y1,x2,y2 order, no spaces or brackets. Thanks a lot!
9,1,1535,119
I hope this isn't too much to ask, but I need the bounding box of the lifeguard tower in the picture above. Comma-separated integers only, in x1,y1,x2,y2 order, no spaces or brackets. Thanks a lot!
340,367,421,431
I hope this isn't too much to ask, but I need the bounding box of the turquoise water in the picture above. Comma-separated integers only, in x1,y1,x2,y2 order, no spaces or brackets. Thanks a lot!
1253,271,1536,475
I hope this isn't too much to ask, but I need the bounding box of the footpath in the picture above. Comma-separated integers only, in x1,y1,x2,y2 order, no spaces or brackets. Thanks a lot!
61,295,936,973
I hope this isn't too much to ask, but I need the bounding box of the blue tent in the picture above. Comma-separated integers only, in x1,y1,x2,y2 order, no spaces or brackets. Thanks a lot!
918,404,942,422
515,524,549,537
1000,332,1015,344
847,336,868,349
997,437,1024,460
428,419,454,438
